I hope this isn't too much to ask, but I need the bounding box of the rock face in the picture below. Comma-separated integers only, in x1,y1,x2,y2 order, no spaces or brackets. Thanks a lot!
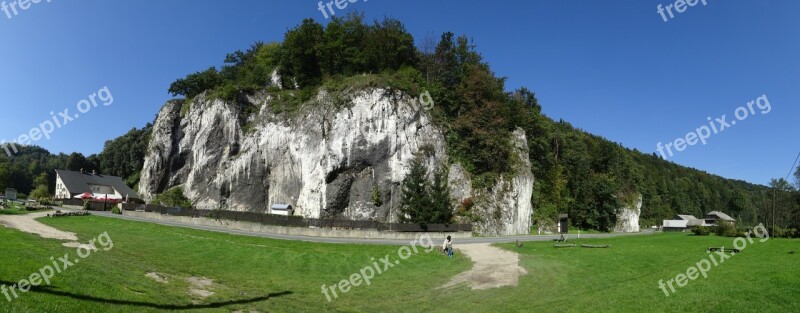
139,88,534,235
614,194,642,233
447,130,533,236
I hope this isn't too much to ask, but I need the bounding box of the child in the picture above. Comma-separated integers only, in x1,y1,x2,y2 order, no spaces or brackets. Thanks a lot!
442,235,453,257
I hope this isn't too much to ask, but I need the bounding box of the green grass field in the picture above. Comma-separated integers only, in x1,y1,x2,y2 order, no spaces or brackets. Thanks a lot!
0,216,798,312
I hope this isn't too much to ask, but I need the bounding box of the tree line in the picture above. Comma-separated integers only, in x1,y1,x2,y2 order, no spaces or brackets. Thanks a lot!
0,125,152,199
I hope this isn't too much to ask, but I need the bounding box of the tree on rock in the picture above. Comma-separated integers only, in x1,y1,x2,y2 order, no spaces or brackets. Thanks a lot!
398,159,453,227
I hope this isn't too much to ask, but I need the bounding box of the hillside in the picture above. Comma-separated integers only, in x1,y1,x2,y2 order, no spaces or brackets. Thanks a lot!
2,14,788,233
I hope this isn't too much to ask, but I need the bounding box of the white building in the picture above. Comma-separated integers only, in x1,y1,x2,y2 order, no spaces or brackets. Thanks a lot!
270,204,294,216
55,169,140,201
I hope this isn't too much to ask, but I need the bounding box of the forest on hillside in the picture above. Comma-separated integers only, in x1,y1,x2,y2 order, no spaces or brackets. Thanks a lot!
3,14,798,232
0,125,151,199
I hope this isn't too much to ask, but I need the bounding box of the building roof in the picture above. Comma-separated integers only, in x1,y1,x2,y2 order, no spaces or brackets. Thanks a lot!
271,204,293,210
674,214,698,221
55,169,140,199
706,211,735,222
686,219,706,226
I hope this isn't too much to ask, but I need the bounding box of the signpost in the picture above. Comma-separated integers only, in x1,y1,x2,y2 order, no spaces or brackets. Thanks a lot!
5,188,17,201
558,213,569,242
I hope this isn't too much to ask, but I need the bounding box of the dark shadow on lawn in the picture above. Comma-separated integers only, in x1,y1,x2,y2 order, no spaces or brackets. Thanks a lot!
0,280,291,310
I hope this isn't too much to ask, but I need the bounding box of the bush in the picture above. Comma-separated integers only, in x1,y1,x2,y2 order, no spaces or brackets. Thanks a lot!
152,187,193,208
772,226,798,238
111,207,122,215
371,185,382,207
691,226,711,236
714,223,739,237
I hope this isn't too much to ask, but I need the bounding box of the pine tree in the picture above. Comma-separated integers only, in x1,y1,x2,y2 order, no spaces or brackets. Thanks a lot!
398,159,433,226
429,167,453,224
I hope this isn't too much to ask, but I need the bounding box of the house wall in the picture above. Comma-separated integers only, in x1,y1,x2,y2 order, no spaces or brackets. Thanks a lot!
663,220,688,228
271,209,292,216
55,175,71,199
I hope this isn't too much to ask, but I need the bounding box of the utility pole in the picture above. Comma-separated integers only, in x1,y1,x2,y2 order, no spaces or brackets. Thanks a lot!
772,187,776,237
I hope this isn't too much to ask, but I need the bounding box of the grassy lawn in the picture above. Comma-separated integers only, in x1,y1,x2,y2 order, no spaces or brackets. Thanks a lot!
494,232,800,312
0,216,798,312
0,216,469,312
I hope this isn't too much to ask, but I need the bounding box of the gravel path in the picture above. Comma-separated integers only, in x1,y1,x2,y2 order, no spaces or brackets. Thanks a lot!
0,211,78,241
440,243,528,290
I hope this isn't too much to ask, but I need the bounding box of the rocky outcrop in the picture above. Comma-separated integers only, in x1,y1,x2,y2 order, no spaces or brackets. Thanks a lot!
139,87,534,235
614,194,642,233
448,130,533,236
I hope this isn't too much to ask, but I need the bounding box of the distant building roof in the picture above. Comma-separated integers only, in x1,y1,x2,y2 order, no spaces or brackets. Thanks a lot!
674,214,698,221
706,211,735,222
55,169,139,199
686,219,706,226
271,204,292,210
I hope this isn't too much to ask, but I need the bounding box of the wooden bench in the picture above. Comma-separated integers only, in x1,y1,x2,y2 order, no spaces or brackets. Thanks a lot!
707,247,741,253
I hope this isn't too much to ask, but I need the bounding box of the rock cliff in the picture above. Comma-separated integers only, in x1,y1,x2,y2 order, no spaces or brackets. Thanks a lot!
139,88,534,236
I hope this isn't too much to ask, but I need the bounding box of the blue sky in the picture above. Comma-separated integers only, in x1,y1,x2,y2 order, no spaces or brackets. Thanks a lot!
0,0,797,185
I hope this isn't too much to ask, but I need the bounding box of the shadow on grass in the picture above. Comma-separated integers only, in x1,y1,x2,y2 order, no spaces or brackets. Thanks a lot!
0,280,292,310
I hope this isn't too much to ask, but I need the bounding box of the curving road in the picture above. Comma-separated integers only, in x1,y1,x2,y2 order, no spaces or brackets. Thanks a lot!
61,207,655,246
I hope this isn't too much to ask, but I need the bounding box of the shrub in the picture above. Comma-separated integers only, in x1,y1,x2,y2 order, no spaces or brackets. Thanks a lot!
459,197,475,213
772,226,798,238
691,226,711,236
111,207,122,215
714,223,739,237
371,185,382,207
152,187,193,208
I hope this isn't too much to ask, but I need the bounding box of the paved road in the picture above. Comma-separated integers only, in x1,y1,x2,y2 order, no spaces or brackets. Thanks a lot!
61,207,655,245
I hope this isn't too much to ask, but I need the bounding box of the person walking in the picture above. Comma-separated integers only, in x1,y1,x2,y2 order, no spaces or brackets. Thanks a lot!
442,235,453,257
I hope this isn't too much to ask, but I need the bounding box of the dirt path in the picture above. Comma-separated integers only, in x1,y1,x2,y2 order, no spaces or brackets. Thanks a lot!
440,243,528,290
0,211,79,243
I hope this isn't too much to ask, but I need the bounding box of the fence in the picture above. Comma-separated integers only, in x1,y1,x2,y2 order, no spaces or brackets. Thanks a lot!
119,203,472,232
60,198,114,211
60,199,87,206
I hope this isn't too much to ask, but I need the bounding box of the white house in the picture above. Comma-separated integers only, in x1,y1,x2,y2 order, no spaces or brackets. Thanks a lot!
663,214,707,231
663,212,735,231
55,169,140,201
